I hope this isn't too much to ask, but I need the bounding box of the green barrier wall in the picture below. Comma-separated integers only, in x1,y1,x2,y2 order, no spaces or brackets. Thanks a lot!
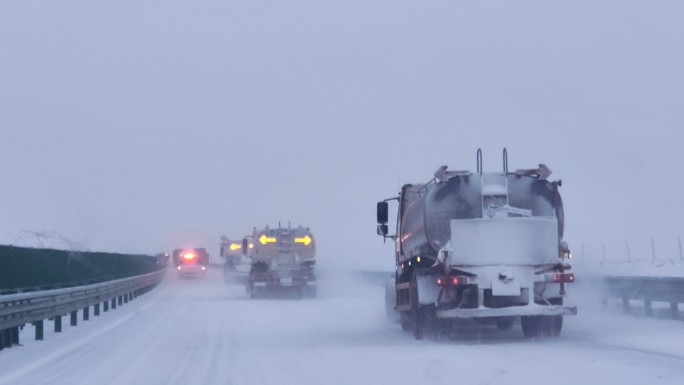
0,245,167,293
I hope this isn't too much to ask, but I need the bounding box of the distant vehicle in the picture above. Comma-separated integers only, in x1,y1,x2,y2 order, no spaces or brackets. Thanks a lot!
377,149,576,339
220,236,252,283
172,248,209,277
247,224,316,298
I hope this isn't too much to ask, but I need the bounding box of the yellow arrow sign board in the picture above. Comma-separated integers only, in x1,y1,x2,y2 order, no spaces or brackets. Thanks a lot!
294,236,312,246
259,234,277,244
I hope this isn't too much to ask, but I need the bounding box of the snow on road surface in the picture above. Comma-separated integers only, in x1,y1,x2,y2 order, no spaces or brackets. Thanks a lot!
1,268,683,385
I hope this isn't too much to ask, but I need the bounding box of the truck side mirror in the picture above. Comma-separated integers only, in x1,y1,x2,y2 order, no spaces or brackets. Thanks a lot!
377,224,388,236
377,201,389,224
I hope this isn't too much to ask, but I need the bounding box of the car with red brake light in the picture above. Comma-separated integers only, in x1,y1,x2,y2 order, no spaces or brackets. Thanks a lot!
172,248,209,277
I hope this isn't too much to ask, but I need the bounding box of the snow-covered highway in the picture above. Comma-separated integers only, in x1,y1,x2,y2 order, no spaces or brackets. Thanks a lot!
1,267,683,385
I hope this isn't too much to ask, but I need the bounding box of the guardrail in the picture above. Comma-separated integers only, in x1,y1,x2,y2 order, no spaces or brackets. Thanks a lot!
0,269,165,350
0,245,169,350
604,276,684,319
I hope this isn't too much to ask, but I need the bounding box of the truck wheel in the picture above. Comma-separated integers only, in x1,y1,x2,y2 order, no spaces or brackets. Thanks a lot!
250,287,262,299
521,316,543,337
223,265,231,284
303,286,316,299
385,277,398,322
495,316,515,331
411,272,425,340
400,313,412,331
542,315,563,337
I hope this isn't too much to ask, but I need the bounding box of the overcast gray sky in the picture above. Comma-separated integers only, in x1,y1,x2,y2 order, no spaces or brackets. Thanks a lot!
1,1,683,270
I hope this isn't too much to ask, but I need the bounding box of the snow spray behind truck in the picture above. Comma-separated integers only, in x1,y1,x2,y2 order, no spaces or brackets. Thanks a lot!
247,224,316,298
377,149,576,339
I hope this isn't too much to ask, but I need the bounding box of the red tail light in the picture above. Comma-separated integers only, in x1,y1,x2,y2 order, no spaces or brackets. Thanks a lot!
183,253,195,260
544,273,575,283
437,276,468,286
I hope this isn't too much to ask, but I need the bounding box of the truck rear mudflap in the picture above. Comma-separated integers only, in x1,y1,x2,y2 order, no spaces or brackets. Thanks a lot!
436,304,577,319
250,271,317,299
252,279,316,289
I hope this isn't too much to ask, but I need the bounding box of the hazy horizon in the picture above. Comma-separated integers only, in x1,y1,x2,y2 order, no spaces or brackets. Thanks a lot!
2,1,683,271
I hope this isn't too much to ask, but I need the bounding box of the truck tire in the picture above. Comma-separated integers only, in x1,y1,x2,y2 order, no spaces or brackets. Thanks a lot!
543,315,563,337
250,287,262,299
385,276,398,322
411,272,425,340
223,265,231,284
521,315,543,337
522,315,563,337
495,316,515,331
400,313,412,331
303,286,316,299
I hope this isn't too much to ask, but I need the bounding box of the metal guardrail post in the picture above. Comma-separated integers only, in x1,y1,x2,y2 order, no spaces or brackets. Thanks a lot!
1,329,10,349
622,296,630,313
672,303,679,320
34,320,44,341
11,327,19,346
1,269,166,348
103,300,109,312
605,276,683,320
54,315,62,333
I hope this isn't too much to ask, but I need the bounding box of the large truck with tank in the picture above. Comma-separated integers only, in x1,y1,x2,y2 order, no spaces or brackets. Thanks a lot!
247,224,316,298
376,149,576,339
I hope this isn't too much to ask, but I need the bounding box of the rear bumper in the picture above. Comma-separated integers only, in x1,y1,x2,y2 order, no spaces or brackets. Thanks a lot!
177,265,206,275
251,267,315,288
253,279,316,288
436,304,577,319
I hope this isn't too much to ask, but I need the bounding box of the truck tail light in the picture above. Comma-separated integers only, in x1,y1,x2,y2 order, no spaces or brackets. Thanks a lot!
544,273,575,283
437,276,468,286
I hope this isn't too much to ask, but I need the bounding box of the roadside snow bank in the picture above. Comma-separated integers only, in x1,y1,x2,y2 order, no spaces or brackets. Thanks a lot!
0,230,87,251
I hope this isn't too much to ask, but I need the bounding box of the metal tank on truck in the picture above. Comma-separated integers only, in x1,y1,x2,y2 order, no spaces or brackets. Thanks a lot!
247,224,316,299
376,149,576,339
220,235,252,283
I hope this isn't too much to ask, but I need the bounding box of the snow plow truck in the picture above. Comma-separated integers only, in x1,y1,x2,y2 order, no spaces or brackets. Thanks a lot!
377,149,576,339
220,236,252,283
247,224,316,299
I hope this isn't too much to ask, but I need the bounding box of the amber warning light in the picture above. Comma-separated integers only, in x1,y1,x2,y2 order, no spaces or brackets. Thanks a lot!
294,235,312,245
259,235,277,244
